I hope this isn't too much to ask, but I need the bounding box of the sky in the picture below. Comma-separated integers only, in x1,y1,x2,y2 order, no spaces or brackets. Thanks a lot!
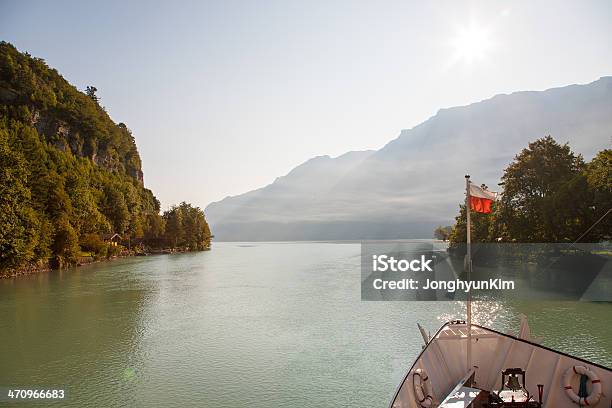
1,0,611,210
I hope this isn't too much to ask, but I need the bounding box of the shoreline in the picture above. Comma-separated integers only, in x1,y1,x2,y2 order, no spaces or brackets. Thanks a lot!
0,247,211,279
0,255,126,280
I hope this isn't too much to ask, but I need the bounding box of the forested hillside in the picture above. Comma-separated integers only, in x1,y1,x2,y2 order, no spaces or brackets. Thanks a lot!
0,42,211,274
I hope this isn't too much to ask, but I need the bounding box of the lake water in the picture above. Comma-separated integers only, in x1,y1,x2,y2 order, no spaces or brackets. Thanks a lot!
1,242,610,407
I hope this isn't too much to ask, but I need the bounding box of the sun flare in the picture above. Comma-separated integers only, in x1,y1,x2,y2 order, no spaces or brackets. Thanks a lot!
452,24,492,64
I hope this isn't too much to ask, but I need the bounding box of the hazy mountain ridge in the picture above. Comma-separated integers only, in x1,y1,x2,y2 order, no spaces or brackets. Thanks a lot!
206,77,612,241
206,150,375,224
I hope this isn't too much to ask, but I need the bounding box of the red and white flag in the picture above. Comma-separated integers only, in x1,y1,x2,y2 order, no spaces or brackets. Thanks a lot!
469,183,497,214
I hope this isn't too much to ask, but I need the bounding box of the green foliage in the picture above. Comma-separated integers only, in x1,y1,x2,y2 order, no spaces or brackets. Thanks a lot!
163,206,184,248
163,203,212,251
51,214,80,268
0,42,213,273
0,41,142,178
449,137,611,244
106,243,122,258
144,212,165,240
80,233,107,255
584,149,612,239
448,203,494,245
0,126,40,269
433,225,452,241
85,86,98,104
494,136,586,242
101,184,130,234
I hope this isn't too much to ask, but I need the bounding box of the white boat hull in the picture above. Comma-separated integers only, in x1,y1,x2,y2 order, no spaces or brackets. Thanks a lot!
390,321,612,407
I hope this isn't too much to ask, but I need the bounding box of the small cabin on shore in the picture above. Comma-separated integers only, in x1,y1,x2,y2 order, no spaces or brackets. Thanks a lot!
102,233,122,247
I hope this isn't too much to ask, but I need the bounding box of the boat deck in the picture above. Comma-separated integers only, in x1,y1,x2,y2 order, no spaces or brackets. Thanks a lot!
390,321,612,408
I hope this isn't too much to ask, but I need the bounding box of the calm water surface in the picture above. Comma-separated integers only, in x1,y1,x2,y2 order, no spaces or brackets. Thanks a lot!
1,242,610,407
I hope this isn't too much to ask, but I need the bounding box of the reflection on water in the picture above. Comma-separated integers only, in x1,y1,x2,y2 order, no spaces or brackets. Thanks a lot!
436,300,512,328
0,243,610,407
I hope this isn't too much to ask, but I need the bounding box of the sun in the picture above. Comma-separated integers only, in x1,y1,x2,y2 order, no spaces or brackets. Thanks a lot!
451,24,492,64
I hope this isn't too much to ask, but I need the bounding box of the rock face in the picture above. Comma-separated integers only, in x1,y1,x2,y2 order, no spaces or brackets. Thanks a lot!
206,77,612,241
0,42,145,184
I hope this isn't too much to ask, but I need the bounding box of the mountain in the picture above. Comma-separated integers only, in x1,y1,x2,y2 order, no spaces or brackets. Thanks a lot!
206,77,612,241
0,42,210,273
0,43,144,182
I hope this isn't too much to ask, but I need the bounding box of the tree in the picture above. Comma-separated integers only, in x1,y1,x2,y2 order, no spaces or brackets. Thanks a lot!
101,184,130,234
163,206,183,248
162,202,212,250
0,126,40,269
79,233,107,257
85,85,98,103
144,212,165,239
65,171,110,235
51,214,80,268
448,204,494,245
494,136,585,242
448,137,610,244
583,149,612,240
434,225,452,241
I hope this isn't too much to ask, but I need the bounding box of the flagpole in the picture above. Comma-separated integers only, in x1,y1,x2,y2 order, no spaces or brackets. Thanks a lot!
465,174,472,373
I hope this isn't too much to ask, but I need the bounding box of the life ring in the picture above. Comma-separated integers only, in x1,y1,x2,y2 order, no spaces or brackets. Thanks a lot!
562,365,602,406
413,368,434,407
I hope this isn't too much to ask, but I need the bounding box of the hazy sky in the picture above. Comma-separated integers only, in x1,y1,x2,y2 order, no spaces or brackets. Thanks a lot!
2,0,611,210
